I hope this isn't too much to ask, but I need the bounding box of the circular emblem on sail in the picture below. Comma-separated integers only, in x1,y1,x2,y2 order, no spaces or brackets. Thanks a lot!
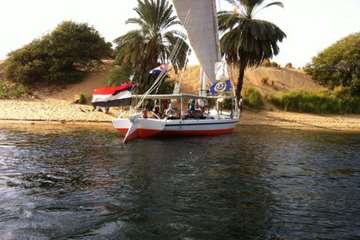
214,81,226,93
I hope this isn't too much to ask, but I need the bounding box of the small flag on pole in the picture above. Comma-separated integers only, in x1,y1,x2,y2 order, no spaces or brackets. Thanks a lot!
210,80,232,95
149,64,169,77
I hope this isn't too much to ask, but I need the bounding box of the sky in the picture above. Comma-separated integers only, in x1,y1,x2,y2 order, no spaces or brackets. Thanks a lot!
1,0,360,67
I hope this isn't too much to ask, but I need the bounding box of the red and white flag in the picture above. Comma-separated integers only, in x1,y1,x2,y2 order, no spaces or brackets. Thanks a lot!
92,82,134,107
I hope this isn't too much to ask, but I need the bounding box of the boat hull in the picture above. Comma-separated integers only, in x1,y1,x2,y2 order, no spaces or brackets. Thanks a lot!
113,118,238,141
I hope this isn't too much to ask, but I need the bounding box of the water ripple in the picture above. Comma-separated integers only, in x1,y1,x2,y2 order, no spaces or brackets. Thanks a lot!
0,126,359,239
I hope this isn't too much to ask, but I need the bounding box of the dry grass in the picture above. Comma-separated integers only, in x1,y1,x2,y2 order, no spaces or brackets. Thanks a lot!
169,65,200,94
243,67,325,95
170,65,324,96
22,61,325,110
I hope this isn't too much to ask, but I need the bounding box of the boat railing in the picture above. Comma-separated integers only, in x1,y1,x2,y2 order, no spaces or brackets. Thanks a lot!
131,93,236,100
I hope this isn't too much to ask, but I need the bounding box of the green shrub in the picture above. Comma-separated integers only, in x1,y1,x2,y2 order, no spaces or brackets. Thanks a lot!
107,65,133,86
270,91,360,114
305,32,360,96
222,99,233,110
5,21,112,85
244,88,264,109
78,93,87,104
270,62,281,68
0,80,28,99
157,78,175,94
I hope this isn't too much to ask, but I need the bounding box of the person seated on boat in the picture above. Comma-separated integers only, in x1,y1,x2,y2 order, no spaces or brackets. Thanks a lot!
185,100,204,119
197,99,206,112
151,105,161,119
188,99,196,113
165,101,179,119
141,106,161,119
183,99,195,119
142,109,149,119
216,97,224,115
194,102,206,119
161,101,169,116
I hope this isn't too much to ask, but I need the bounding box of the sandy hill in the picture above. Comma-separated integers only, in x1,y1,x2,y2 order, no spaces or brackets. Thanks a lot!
172,65,324,96
42,61,113,101
49,64,324,101
244,67,325,95
2,60,323,104
0,60,113,101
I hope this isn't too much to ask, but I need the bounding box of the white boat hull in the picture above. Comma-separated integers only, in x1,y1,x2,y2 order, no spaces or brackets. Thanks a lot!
113,117,239,142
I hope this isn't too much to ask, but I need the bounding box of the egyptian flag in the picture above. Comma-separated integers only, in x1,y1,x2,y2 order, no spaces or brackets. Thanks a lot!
149,64,168,77
210,80,232,96
92,82,134,107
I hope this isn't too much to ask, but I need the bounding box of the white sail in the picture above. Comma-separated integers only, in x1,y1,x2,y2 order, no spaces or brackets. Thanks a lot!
172,0,221,90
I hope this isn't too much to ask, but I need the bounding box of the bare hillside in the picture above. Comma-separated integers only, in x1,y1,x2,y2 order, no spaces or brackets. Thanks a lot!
243,67,325,95
46,61,113,101
171,65,324,95
171,66,200,93
34,63,324,104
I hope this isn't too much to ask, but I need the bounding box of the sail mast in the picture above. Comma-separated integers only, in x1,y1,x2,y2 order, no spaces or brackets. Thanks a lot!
172,0,221,96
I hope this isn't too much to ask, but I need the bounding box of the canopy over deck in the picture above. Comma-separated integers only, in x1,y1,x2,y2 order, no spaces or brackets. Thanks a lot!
131,94,235,100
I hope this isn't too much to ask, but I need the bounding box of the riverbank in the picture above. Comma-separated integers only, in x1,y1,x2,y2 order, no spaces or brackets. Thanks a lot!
0,99,360,132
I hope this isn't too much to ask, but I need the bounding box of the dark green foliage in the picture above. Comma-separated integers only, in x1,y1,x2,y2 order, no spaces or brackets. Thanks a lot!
157,78,175,94
305,33,360,96
271,91,360,114
114,0,189,93
223,99,234,110
262,59,281,68
0,81,28,99
107,65,133,86
107,64,174,94
5,21,112,85
78,93,88,104
244,87,263,109
218,0,286,102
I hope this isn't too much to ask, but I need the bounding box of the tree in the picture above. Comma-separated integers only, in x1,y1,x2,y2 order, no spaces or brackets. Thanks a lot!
5,21,112,85
113,0,189,93
218,0,286,103
305,33,360,96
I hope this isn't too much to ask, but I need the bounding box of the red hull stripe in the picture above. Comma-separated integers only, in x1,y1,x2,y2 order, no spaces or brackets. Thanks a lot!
124,129,163,141
117,128,234,138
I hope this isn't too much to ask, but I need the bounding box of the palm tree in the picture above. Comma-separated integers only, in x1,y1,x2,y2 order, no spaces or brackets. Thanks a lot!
218,0,286,103
114,0,189,93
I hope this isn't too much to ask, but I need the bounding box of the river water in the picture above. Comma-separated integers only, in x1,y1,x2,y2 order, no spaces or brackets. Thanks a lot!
0,125,360,240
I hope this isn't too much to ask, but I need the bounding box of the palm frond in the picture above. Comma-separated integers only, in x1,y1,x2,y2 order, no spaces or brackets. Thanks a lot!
113,0,189,92
262,1,284,9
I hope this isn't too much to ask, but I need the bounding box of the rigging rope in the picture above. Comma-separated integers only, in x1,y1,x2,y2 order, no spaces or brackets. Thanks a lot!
134,9,192,110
